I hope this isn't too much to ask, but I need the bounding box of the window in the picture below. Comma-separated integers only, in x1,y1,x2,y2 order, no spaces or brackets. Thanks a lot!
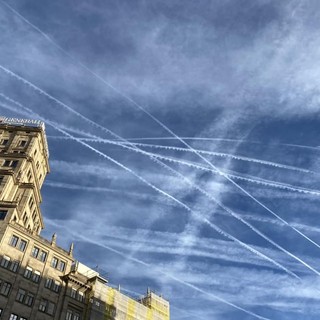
34,149,37,156
45,279,61,293
9,260,19,273
51,257,58,268
45,278,53,289
66,310,80,320
22,212,28,225
3,160,10,166
31,246,39,257
9,314,18,320
27,170,32,181
19,140,27,147
32,209,37,220
39,299,55,316
24,266,32,279
0,210,7,220
9,235,27,251
70,288,85,303
47,302,55,315
24,267,40,283
36,161,40,169
51,257,66,272
39,250,47,262
71,288,77,299
31,246,47,262
66,311,72,320
38,299,47,312
32,270,41,283
1,139,8,145
16,288,26,303
0,255,10,268
58,260,66,272
78,291,84,303
9,235,19,247
0,281,11,296
3,160,18,168
53,280,61,293
25,292,34,306
18,239,27,252
12,160,18,168
15,288,34,308
0,256,19,273
28,197,34,209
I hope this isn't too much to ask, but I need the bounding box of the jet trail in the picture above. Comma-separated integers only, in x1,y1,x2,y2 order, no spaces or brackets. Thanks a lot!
1,0,319,252
123,142,314,174
80,137,320,278
44,136,313,174
47,135,320,197
0,90,314,278
49,221,271,320
121,137,320,152
3,100,278,319
0,94,300,279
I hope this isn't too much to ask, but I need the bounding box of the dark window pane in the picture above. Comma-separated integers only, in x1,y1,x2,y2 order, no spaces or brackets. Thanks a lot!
0,210,7,220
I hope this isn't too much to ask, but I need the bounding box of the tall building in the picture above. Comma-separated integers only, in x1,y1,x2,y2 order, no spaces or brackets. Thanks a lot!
0,117,170,320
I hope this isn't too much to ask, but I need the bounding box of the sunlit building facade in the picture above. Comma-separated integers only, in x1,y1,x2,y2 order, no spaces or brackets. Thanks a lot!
0,117,170,320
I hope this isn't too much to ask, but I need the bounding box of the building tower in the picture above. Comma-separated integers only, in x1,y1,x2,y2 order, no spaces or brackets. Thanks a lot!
0,117,170,320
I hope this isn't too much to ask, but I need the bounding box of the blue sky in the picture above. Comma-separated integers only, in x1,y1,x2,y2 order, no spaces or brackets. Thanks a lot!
1,0,320,319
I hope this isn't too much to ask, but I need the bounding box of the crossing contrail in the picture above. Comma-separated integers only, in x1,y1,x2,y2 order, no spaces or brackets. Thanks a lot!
121,137,320,152
1,0,319,253
0,94,301,280
46,135,320,197
120,141,314,174
0,90,316,278
1,0,320,252
43,135,314,174
48,221,271,320
73,137,320,277
1,99,280,319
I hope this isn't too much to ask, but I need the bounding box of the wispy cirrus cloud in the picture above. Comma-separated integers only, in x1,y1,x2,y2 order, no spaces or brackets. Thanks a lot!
1,0,320,319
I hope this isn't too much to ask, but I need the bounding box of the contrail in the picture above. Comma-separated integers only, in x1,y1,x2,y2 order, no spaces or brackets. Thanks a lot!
1,1,318,251
5,102,279,318
43,130,320,277
49,222,271,320
0,91,315,278
123,142,314,174
45,136,313,174
77,137,320,277
121,137,320,152
0,90,317,279
0,95,300,279
47,135,320,198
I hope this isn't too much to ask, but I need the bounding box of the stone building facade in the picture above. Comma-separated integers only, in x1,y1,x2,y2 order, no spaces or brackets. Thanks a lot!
0,117,170,320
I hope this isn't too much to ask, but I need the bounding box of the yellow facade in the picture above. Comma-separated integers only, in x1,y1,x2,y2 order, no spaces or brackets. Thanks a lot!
103,287,169,320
